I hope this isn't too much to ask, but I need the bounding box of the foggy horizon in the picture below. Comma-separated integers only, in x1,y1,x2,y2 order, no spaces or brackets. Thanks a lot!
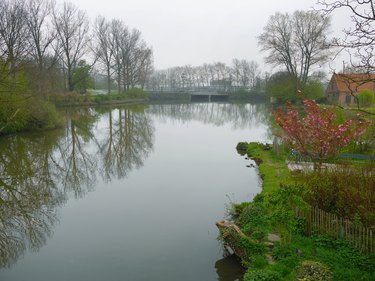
63,0,350,72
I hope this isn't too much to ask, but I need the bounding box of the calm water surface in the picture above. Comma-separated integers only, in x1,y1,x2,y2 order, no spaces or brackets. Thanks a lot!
0,103,270,281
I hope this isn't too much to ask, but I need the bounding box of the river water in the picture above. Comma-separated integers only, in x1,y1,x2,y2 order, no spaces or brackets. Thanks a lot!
0,102,270,281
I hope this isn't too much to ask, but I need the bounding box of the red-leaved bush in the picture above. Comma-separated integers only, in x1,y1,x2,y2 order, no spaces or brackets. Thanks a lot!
274,99,371,161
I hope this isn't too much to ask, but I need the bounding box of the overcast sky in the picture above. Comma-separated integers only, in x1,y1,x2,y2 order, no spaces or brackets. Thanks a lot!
62,0,350,72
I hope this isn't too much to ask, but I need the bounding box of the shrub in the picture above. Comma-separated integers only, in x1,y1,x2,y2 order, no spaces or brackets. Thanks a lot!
0,94,60,135
272,242,297,261
27,98,60,129
239,235,267,255
295,164,375,226
237,203,267,233
250,254,268,269
236,142,249,155
124,88,149,99
357,89,375,107
244,269,282,281
230,201,252,219
0,93,29,134
296,260,333,281
251,229,266,242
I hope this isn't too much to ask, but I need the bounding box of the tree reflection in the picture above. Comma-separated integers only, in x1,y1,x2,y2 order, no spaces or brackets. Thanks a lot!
147,102,269,130
51,108,98,198
98,105,154,181
0,102,265,268
0,131,65,267
0,105,155,267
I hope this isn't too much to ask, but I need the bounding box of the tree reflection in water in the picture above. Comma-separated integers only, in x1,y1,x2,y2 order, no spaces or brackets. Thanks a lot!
51,108,99,198
147,102,268,130
0,102,270,270
0,131,65,267
97,105,154,181
0,105,155,267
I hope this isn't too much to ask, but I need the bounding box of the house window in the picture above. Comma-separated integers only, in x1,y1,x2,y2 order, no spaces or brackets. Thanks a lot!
345,95,352,104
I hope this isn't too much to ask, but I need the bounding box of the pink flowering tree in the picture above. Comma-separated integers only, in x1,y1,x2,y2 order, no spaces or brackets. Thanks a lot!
274,99,371,165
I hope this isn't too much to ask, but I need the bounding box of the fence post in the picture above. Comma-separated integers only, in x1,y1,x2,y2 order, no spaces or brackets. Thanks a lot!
339,217,345,239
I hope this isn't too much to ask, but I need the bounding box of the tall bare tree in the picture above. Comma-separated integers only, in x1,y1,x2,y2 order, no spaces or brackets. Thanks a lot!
318,0,375,72
93,16,113,94
133,46,153,89
231,59,261,88
109,19,126,94
52,2,89,91
121,29,141,91
258,10,331,91
0,0,29,78
25,0,58,94
108,20,153,93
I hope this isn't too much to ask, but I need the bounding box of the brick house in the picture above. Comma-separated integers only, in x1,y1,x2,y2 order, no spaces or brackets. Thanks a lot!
326,73,375,105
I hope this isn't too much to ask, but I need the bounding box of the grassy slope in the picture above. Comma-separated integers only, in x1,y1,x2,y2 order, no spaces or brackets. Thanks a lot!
236,142,375,281
246,142,291,194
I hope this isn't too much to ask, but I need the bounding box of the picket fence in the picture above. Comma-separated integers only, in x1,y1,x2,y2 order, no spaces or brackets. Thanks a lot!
296,206,374,255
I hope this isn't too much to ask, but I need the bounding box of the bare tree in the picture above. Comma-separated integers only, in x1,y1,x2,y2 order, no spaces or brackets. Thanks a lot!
231,59,261,88
26,0,56,69
52,2,89,91
317,0,375,72
25,0,58,94
108,20,153,93
120,29,140,91
248,60,261,88
0,0,29,78
133,46,153,89
108,19,125,94
258,10,331,90
93,16,113,94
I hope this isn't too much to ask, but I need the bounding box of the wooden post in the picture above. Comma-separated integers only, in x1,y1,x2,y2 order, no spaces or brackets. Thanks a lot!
339,217,345,239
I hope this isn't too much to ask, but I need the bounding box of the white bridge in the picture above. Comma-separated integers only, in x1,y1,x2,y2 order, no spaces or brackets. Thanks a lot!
149,87,231,101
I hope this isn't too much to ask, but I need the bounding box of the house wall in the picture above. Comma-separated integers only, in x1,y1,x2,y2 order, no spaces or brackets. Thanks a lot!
337,91,353,105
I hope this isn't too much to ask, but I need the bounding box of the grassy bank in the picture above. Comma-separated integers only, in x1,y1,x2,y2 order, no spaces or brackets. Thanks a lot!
222,142,375,281
239,142,291,194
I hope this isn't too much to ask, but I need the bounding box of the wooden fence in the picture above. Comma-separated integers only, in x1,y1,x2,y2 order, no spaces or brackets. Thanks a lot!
296,206,375,255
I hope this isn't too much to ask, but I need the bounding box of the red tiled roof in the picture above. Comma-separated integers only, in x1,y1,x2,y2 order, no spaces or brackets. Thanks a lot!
332,73,375,93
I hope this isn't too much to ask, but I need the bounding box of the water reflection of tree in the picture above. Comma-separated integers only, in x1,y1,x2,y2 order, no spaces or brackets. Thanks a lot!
98,106,154,181
147,103,270,130
0,106,155,268
0,131,65,268
51,108,98,198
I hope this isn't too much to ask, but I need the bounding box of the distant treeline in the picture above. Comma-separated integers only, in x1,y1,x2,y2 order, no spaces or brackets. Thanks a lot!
0,0,153,134
146,60,262,93
0,0,153,97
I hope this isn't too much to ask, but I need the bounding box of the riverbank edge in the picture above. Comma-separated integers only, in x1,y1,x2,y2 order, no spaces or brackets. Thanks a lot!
218,142,375,281
238,142,291,195
55,98,149,107
217,142,291,269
